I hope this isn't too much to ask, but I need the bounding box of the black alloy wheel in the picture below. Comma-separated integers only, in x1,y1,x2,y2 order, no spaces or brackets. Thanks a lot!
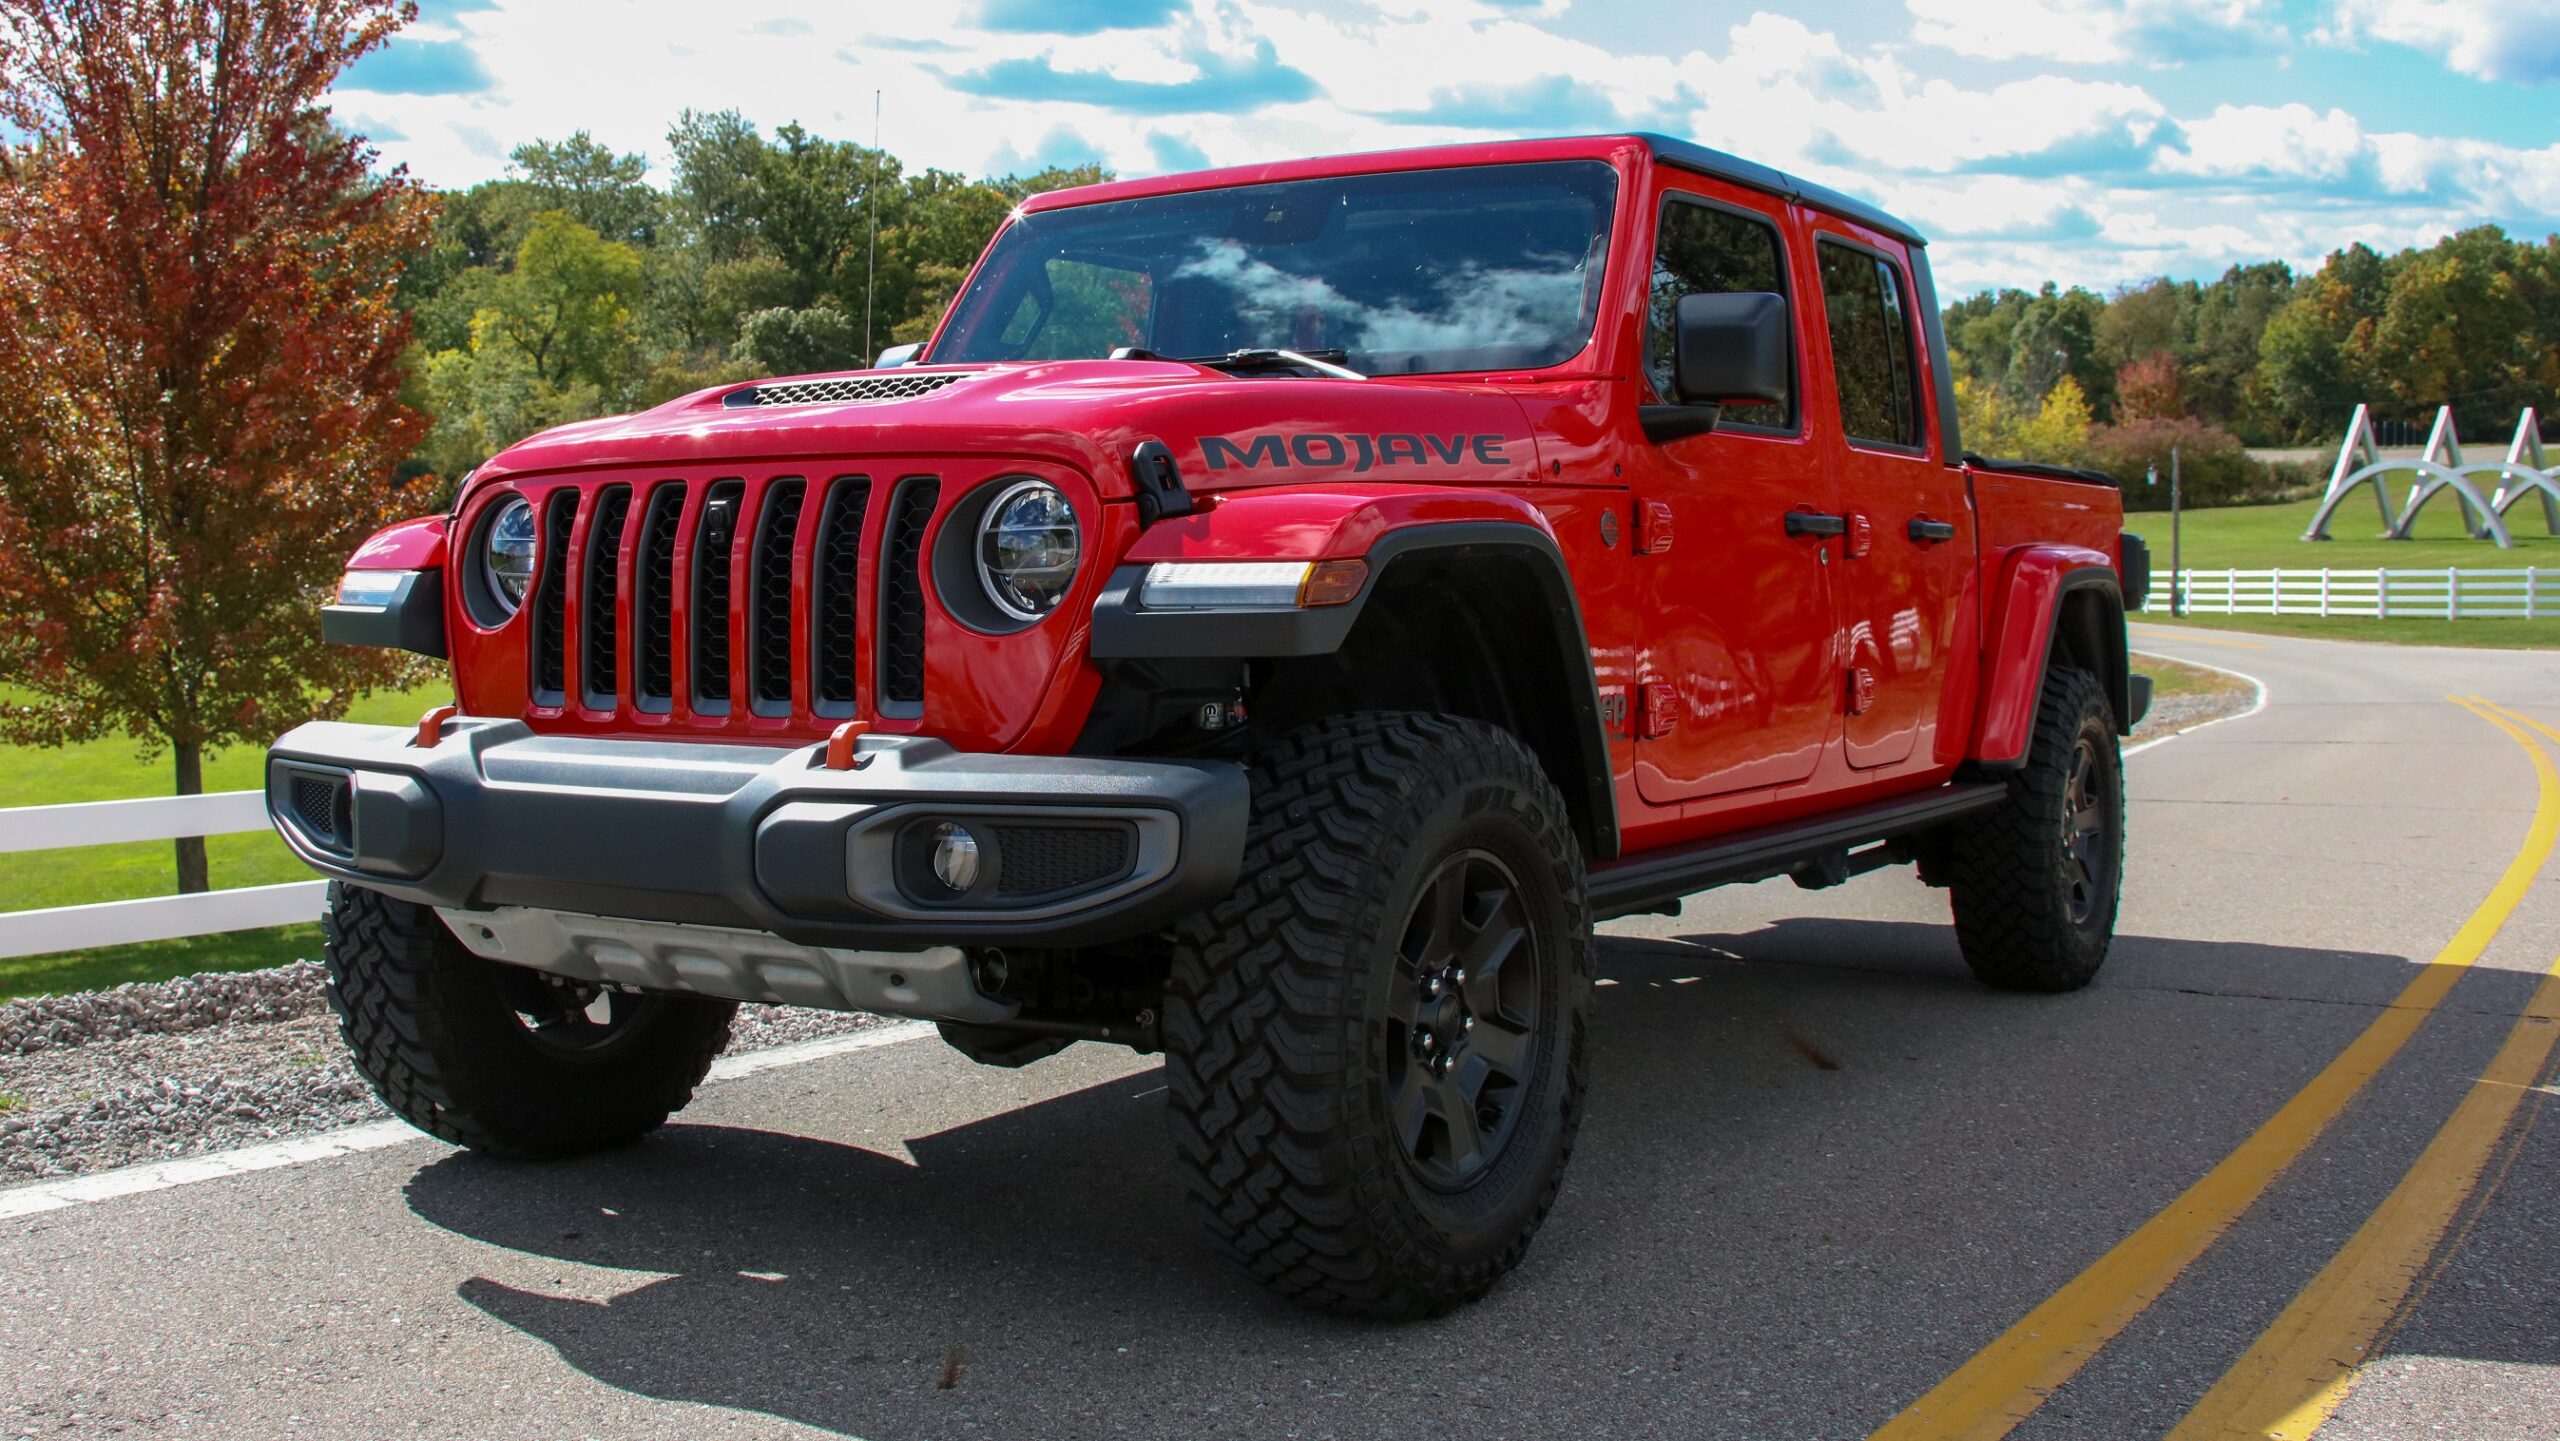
1386,850,1545,1191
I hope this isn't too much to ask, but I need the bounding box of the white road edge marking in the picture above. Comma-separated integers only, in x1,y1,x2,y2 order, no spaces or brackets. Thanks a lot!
2124,647,2272,758
0,1019,935,1221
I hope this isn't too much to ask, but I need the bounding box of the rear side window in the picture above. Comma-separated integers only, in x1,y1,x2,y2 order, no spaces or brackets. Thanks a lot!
1816,241,1924,449
1647,198,1791,430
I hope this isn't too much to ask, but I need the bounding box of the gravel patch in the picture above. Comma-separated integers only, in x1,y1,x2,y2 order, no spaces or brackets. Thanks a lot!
0,963,891,1186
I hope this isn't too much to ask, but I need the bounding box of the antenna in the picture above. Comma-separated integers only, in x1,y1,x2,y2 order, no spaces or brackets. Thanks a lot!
864,89,881,364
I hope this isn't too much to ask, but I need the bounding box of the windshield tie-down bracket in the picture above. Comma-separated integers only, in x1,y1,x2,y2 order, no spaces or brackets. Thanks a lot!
1130,440,1197,528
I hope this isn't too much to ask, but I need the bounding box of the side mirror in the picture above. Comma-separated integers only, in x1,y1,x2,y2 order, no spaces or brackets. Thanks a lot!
1643,291,1790,444
875,343,922,369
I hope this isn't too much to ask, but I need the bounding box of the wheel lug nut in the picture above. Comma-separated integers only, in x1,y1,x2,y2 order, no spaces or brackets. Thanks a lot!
1413,1026,1434,1057
1451,967,1467,987
1462,1014,1475,1032
1420,975,1441,999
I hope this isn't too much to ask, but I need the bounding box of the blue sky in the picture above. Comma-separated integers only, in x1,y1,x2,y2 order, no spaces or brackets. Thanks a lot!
327,0,2560,294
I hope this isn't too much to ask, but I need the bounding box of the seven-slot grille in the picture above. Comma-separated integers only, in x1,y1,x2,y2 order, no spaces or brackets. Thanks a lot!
520,473,929,726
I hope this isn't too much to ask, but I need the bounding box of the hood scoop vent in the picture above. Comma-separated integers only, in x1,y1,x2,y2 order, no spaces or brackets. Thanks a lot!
723,372,974,409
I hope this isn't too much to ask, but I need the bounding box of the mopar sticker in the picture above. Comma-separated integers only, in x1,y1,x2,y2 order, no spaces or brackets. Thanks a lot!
1203,432,1511,473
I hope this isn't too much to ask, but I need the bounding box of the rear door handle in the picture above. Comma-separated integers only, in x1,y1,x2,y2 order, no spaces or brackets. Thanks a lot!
1784,511,1847,538
1908,517,1957,543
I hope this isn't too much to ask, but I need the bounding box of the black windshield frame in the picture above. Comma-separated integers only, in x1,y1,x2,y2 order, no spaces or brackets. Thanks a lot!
930,161,1621,377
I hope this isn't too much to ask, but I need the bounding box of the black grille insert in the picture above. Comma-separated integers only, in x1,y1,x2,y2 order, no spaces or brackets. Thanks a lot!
877,476,938,717
748,478,806,715
289,771,352,855
690,479,744,713
529,489,577,704
725,373,970,408
580,486,632,708
632,483,684,713
990,824,1135,898
811,476,870,716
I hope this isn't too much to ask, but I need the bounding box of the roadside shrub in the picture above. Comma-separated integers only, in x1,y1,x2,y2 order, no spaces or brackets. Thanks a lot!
2081,418,2288,511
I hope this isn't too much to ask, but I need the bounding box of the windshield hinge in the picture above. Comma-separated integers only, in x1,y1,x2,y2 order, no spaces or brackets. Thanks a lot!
1130,440,1196,527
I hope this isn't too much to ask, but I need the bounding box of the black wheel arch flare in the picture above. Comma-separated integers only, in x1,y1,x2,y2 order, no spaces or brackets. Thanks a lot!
1087,520,1620,862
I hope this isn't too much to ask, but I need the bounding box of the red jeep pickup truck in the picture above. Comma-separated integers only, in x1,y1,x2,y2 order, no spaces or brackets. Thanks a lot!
270,133,2150,1317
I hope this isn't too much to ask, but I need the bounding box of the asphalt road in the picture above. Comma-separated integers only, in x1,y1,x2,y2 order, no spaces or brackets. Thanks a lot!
8,627,2560,1441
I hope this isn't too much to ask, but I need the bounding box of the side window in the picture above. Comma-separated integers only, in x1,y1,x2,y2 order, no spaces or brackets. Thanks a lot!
1816,241,1923,449
1647,198,1791,429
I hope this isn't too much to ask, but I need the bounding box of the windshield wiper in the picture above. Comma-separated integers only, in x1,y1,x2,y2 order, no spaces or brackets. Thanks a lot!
1109,346,1366,381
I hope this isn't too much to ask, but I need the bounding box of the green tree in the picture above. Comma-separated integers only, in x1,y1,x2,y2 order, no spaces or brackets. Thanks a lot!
511,131,659,247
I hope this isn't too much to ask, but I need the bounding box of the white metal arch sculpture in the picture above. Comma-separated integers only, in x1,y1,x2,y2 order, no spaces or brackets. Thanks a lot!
2389,409,2511,548
2302,404,2402,541
2302,404,2540,548
2489,408,2560,537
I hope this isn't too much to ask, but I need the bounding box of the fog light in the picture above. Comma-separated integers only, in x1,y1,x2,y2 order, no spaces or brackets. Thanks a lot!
932,822,982,893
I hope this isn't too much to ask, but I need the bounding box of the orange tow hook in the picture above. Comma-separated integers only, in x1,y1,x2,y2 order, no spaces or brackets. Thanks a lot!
412,703,458,748
824,719,872,771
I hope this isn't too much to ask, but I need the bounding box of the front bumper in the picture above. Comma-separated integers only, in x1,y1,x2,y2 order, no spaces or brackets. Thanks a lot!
265,719,1249,954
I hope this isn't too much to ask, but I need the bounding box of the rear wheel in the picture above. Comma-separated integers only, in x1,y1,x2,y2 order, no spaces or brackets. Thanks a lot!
1943,662,2123,992
1162,713,1592,1317
322,883,735,1157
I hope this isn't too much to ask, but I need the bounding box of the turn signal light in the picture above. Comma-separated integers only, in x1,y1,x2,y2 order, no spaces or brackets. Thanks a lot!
1299,559,1369,607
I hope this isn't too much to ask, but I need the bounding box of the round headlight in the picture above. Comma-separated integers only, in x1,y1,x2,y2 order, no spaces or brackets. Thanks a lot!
482,497,537,616
977,481,1079,621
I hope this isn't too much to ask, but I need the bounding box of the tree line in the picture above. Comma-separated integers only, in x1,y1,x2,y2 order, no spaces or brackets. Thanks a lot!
400,117,1099,493
1944,230,2560,509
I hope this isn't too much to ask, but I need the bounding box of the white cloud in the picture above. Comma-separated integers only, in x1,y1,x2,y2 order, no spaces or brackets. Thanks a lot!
1907,0,2283,64
2327,0,2560,85
323,0,2560,295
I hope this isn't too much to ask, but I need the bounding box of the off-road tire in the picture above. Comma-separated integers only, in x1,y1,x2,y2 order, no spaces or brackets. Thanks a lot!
1944,663,2123,992
1162,713,1593,1318
322,882,736,1157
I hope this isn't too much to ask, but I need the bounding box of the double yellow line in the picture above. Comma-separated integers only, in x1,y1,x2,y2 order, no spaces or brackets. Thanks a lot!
1873,695,2560,1441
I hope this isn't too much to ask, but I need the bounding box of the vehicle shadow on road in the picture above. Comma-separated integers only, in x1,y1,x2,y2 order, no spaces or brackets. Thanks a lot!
402,919,2546,1440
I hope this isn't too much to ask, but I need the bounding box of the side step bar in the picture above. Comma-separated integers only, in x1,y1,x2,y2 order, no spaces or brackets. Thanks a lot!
1587,781,2008,921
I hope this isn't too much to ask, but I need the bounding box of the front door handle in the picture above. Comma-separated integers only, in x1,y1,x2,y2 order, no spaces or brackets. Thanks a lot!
1908,516,1957,543
1785,510,1847,538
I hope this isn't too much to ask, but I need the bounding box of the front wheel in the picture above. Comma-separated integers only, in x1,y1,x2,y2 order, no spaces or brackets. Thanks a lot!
1162,713,1592,1318
322,883,736,1157
1942,662,2124,992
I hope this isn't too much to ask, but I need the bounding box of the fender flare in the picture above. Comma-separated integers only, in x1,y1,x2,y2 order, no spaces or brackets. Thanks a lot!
1971,545,2131,769
1089,513,1619,861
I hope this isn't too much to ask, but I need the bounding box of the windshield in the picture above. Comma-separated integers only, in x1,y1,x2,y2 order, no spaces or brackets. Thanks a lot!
932,161,1619,376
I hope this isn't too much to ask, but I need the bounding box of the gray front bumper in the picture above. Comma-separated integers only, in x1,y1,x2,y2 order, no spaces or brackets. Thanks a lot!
264,719,1248,951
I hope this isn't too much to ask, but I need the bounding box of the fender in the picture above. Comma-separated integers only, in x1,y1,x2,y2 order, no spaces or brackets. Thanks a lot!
325,515,450,658
347,514,449,571
1969,544,2130,768
1088,485,1618,860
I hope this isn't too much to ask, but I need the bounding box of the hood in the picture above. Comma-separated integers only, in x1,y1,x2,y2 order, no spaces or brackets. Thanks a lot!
473,361,1546,498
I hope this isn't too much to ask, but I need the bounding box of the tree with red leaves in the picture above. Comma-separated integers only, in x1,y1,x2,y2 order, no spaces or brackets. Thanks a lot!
0,0,431,892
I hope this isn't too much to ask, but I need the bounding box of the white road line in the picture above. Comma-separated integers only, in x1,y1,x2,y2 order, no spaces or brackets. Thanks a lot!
0,1019,935,1221
2125,648,2273,758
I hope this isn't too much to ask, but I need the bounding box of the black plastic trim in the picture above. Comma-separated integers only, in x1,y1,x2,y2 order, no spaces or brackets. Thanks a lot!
1964,454,2122,488
1089,519,1620,862
1589,782,2005,920
321,570,447,659
1906,248,1962,463
265,719,1250,950
2120,532,2153,611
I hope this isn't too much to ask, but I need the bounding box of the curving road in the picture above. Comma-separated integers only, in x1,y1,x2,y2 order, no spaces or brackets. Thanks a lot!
6,625,2560,1440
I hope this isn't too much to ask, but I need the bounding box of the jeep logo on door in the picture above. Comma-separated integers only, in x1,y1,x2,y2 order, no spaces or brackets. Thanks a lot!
1202,432,1512,474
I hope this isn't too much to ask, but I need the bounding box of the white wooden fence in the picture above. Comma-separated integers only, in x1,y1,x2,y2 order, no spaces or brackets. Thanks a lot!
2142,567,2556,620
0,792,320,961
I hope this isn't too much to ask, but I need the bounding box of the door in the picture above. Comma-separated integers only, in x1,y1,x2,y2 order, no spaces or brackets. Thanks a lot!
1810,234,1970,770
1631,190,1841,805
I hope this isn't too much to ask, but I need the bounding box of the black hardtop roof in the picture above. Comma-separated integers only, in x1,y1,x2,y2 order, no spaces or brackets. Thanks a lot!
1619,133,1926,248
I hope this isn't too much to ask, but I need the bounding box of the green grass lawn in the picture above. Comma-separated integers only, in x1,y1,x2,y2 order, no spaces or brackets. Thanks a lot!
0,924,319,1004
2129,493,2560,572
2126,495,2559,648
1,682,443,1003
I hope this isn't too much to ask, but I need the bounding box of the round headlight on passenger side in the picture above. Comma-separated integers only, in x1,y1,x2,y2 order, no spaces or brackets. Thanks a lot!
481,496,537,616
977,480,1079,622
